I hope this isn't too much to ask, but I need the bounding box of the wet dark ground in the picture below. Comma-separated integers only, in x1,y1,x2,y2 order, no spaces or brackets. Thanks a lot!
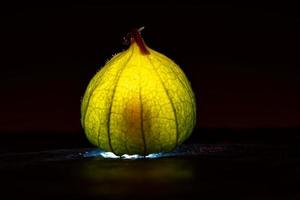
1,129,300,199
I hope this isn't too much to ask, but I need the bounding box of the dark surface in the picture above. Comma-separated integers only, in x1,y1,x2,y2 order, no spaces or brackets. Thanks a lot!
2,129,300,199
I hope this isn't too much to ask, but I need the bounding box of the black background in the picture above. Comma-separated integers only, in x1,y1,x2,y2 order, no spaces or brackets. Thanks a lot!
1,1,300,133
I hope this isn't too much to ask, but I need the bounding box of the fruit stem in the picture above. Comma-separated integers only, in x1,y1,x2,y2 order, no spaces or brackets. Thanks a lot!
131,27,150,55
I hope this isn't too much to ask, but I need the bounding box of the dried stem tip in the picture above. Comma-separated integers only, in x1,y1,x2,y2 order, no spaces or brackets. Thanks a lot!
131,28,150,55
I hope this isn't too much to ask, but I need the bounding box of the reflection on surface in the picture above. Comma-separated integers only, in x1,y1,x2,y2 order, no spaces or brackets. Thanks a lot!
79,155,195,196
74,144,238,197
81,159,194,181
79,157,195,197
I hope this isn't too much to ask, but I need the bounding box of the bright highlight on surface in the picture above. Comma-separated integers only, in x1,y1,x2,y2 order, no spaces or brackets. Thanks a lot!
100,152,163,159
81,28,196,156
83,149,162,159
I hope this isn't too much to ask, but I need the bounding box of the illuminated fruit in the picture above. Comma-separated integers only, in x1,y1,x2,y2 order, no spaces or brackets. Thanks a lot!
81,28,196,156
